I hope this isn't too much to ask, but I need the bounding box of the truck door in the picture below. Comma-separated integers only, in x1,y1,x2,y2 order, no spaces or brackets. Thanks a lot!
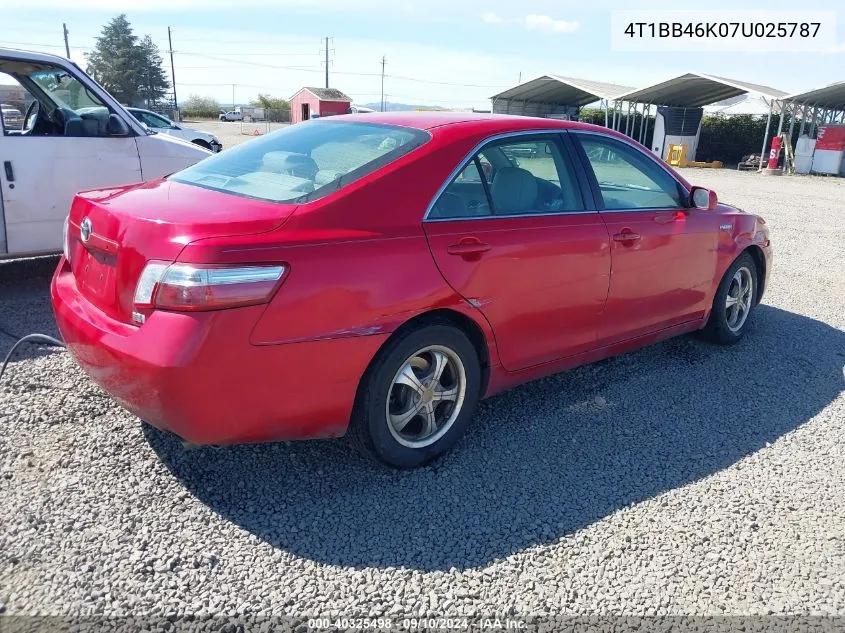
0,58,141,257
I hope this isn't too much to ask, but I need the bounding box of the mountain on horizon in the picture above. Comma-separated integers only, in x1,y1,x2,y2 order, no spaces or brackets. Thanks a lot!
360,101,449,112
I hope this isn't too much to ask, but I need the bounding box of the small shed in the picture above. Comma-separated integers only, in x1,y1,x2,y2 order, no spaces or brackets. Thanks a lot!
289,87,352,124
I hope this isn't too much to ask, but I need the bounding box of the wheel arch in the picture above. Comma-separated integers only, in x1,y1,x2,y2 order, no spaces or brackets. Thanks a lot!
356,308,493,406
742,244,766,304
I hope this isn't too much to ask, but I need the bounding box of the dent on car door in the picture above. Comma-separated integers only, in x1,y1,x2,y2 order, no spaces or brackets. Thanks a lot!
424,133,611,371
574,132,718,345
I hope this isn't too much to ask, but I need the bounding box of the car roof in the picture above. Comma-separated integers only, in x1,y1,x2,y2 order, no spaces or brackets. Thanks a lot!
330,111,610,135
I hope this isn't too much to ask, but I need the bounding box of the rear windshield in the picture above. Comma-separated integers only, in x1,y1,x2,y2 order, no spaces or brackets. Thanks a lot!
170,120,430,203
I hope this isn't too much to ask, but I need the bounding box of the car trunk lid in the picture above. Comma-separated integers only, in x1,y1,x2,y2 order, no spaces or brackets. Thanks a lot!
66,179,295,323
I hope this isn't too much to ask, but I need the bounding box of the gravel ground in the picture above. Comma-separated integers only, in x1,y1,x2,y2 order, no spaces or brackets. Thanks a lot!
181,120,289,149
1,169,844,625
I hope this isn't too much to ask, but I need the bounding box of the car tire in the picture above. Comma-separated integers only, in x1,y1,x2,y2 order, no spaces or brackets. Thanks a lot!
699,252,758,345
192,139,212,150
349,322,482,469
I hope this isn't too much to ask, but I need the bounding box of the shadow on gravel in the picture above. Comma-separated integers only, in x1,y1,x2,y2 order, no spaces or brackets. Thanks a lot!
0,260,63,364
146,305,845,571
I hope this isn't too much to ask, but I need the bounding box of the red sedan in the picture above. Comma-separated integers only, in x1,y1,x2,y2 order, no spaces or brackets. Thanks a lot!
51,113,771,468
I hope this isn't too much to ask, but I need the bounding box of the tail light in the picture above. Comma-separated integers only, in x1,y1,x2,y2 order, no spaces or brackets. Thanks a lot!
132,261,286,320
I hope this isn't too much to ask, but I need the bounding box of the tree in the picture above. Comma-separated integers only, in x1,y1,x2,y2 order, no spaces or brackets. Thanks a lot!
86,15,143,105
138,35,170,109
251,93,290,122
182,95,221,119
86,15,169,108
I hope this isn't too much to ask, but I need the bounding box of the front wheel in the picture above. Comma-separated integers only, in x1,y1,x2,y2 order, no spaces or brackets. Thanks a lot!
349,323,481,468
700,252,758,345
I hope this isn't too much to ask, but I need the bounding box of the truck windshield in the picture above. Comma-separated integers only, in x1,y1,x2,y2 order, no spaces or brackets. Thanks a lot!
29,70,106,112
170,120,430,204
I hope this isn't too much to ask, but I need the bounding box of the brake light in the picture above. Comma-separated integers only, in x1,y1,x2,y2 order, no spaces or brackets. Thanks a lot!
133,261,286,318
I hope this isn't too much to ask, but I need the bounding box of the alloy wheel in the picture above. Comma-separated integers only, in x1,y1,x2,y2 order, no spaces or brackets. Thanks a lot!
725,266,754,333
385,345,467,448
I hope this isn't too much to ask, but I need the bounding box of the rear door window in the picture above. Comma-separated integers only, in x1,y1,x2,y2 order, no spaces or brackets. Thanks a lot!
428,135,584,220
171,121,430,203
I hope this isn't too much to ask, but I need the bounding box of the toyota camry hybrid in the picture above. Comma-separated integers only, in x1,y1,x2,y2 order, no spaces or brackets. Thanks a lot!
51,112,772,468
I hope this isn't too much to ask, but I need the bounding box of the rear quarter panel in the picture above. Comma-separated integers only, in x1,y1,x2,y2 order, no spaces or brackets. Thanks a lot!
176,132,503,365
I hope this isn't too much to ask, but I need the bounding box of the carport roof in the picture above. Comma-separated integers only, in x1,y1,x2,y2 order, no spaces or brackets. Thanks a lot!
785,81,845,110
618,72,788,107
490,75,634,107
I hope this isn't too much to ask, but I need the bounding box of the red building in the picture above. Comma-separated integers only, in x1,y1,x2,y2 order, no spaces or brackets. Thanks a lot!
289,87,352,124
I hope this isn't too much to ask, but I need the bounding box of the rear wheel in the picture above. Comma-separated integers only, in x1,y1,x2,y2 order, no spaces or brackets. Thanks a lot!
700,252,758,345
349,323,481,468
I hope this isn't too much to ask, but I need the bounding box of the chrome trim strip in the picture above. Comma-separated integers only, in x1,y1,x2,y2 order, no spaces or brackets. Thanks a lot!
425,209,598,223
422,129,574,222
597,207,683,214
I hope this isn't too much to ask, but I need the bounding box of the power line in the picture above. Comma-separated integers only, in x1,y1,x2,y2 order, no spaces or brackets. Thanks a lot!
174,51,322,71
386,74,509,89
175,50,321,57
167,35,322,47
0,39,89,50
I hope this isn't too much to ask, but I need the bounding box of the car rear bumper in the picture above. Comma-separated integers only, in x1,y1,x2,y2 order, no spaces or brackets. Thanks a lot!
51,258,386,445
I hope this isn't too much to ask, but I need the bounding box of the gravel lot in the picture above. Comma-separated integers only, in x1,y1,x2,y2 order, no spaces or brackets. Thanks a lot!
182,120,289,150
1,169,844,625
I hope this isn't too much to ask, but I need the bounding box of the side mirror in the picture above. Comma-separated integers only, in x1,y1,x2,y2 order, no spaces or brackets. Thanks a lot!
691,186,718,210
106,113,130,136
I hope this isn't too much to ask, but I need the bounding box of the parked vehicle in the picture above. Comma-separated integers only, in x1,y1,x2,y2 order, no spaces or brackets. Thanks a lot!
126,107,222,152
219,110,243,122
236,106,265,121
52,113,771,468
1,103,23,130
0,47,210,258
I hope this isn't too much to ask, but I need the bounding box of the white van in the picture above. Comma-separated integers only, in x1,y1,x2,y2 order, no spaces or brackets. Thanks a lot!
0,47,210,259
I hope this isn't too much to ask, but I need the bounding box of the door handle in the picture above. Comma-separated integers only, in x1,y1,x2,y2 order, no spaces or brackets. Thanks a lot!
612,230,641,243
446,239,491,257
3,161,13,182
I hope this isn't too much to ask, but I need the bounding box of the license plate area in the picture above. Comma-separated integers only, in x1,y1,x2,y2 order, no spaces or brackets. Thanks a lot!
75,247,117,306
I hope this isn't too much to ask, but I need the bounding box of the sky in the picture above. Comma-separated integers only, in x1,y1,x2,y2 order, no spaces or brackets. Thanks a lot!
1,0,843,109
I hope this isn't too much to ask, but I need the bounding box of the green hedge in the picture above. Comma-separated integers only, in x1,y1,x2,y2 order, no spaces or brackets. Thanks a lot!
578,108,794,165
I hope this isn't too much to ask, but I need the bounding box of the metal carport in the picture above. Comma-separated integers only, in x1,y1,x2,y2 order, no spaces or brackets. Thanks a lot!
782,81,845,146
617,72,789,167
490,75,633,126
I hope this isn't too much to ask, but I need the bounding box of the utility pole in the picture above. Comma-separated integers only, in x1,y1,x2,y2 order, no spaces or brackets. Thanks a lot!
380,56,386,112
167,27,179,118
62,23,71,58
518,71,522,83
232,84,236,110
325,37,330,89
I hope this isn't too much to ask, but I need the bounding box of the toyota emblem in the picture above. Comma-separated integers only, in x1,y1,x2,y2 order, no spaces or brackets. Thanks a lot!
80,217,92,243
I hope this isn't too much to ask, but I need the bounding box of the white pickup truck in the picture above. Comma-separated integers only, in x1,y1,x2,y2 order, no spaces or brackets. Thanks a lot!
0,47,210,259
218,110,243,122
